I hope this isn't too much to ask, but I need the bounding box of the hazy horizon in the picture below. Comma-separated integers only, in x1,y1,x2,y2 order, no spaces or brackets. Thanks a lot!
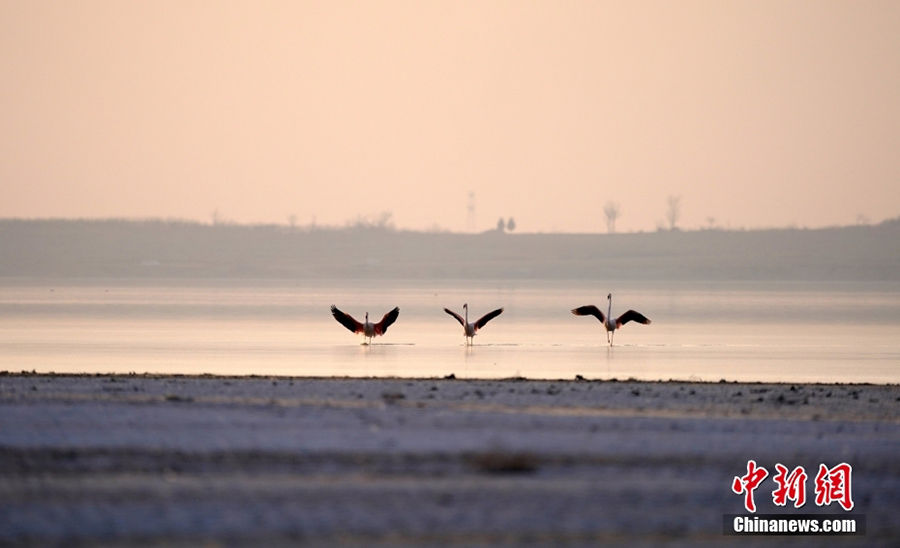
3,216,898,282
3,2,899,233
2,212,898,234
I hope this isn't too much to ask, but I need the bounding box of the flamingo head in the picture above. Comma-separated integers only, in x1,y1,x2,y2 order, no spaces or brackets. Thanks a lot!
607,293,612,300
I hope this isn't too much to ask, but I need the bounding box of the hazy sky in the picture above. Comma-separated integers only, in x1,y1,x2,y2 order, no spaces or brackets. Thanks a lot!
2,1,899,233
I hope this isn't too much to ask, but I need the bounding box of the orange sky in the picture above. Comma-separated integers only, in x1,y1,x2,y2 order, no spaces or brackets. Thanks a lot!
2,1,899,232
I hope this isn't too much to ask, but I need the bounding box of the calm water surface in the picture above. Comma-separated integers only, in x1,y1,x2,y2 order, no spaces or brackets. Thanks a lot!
2,280,898,383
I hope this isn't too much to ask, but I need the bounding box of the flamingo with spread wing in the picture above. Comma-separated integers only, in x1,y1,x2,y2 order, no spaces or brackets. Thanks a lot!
571,294,650,345
331,305,400,345
444,303,504,346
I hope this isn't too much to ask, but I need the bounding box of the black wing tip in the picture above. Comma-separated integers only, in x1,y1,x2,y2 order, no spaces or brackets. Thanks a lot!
484,307,504,318
473,307,504,330
377,307,400,334
620,310,651,325
572,305,606,323
444,308,466,326
331,305,362,333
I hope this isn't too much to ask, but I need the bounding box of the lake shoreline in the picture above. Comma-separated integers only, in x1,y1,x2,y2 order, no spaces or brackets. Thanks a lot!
5,370,899,383
3,373,898,423
2,374,898,546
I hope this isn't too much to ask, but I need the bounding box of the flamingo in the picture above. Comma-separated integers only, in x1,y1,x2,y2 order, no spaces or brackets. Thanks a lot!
331,305,399,345
571,293,651,345
443,303,504,346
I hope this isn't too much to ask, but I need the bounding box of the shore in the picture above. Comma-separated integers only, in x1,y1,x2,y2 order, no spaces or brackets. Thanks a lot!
1,374,898,546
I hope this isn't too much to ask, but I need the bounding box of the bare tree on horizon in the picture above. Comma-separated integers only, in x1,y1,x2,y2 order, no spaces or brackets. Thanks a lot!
667,195,681,230
604,202,620,234
349,211,395,230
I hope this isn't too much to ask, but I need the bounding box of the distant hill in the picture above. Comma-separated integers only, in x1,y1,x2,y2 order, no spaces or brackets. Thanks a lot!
1,218,898,282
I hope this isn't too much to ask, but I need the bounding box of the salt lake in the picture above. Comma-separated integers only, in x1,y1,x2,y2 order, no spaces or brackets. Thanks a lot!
2,280,898,383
